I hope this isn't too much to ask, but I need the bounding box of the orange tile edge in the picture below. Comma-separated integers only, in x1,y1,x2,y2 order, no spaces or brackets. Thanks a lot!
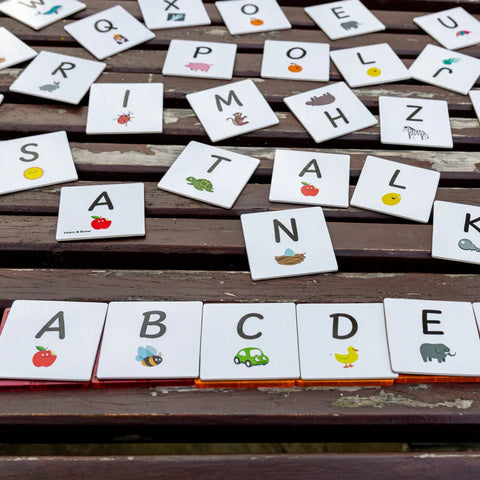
195,379,296,389
296,379,395,387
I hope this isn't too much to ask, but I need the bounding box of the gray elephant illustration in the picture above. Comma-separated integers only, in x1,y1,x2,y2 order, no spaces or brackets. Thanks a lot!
420,343,456,363
341,21,361,30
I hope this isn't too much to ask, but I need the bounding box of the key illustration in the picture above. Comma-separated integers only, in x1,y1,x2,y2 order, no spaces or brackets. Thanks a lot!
458,238,480,252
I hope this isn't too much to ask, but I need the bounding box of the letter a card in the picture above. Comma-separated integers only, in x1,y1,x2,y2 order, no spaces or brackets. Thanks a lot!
56,183,145,241
158,141,259,209
138,0,211,30
297,304,397,381
379,96,453,149
200,303,299,381
0,131,78,196
384,299,480,376
0,27,37,70
0,300,107,381
9,51,106,105
414,7,480,51
163,39,237,80
216,0,291,35
64,5,155,60
284,82,377,144
87,83,164,134
0,0,85,30
305,0,385,40
96,302,203,380
186,79,279,142
432,201,480,266
241,207,337,281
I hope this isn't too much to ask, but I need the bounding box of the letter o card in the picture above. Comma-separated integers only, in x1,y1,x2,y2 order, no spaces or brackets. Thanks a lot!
0,300,107,382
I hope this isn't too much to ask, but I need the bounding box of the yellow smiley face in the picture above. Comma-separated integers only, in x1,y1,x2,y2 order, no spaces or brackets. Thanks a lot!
382,192,401,206
367,67,382,77
23,167,44,180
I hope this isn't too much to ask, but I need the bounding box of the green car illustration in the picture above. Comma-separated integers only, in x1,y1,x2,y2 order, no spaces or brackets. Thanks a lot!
234,347,269,367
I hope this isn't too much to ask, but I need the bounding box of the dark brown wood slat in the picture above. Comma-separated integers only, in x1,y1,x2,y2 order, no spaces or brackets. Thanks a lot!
1,453,480,480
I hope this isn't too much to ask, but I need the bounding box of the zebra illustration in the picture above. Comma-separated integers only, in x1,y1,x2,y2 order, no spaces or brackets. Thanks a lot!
403,126,429,140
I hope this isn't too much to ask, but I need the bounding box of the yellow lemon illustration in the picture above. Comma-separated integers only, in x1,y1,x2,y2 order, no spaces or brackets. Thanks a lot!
367,67,381,77
382,192,401,206
23,167,44,180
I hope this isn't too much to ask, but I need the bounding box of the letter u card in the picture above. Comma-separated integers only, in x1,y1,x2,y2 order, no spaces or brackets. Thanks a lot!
297,304,397,381
96,302,203,380
0,300,107,381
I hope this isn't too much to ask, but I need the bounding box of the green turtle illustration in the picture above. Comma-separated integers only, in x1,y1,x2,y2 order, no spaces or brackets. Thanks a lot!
186,176,214,192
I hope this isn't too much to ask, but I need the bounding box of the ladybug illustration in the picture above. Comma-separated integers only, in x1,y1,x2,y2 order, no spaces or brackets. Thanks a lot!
114,111,133,126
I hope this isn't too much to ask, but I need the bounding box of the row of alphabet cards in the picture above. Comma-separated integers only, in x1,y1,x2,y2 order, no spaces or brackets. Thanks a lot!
2,298,480,389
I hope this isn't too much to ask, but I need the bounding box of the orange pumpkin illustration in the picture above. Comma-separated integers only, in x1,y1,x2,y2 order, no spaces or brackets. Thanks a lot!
288,63,303,73
250,18,264,26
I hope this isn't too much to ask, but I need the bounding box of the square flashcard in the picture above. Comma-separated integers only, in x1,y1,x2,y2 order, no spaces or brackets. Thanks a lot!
0,131,77,196
379,96,453,149
215,0,291,35
96,302,203,380
158,141,259,209
200,303,299,381
56,183,145,241
0,27,37,70
162,39,237,80
0,0,85,31
241,207,337,281
351,156,440,223
297,304,397,380
186,79,279,143
284,82,377,144
261,40,330,82
384,299,480,376
0,300,107,381
87,83,163,134
305,0,385,40
409,44,480,95
414,7,480,51
64,5,155,61
470,90,480,123
138,0,211,30
9,51,106,105
269,149,350,208
330,43,411,88
432,200,480,266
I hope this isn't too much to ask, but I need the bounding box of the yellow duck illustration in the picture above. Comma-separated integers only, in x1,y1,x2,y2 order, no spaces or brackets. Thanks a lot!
334,346,359,368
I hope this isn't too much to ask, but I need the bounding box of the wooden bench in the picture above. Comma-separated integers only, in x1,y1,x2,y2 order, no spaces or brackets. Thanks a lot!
1,0,480,477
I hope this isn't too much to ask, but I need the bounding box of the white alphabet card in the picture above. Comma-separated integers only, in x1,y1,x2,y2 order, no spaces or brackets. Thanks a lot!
261,40,330,82
384,299,480,376
56,183,145,241
200,303,299,381
330,43,411,88
96,302,203,380
9,51,106,105
284,82,377,144
409,44,480,95
0,27,37,70
158,141,259,209
432,200,480,266
414,7,480,51
0,131,78,196
162,39,237,80
0,0,85,30
269,149,350,208
351,156,440,223
305,0,385,40
215,0,291,35
241,207,338,281
379,96,453,149
64,5,155,61
0,300,107,381
138,0,211,30
470,90,480,123
297,304,397,380
86,83,163,135
186,79,279,142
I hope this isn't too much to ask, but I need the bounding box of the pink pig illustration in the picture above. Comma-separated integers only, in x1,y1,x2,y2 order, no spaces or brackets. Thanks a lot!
185,62,213,72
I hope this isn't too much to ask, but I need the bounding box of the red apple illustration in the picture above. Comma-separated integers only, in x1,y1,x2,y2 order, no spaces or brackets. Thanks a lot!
32,346,57,367
91,216,112,230
300,182,319,197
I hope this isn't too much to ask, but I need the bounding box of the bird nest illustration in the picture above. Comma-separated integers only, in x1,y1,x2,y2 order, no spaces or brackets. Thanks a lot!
275,253,306,265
